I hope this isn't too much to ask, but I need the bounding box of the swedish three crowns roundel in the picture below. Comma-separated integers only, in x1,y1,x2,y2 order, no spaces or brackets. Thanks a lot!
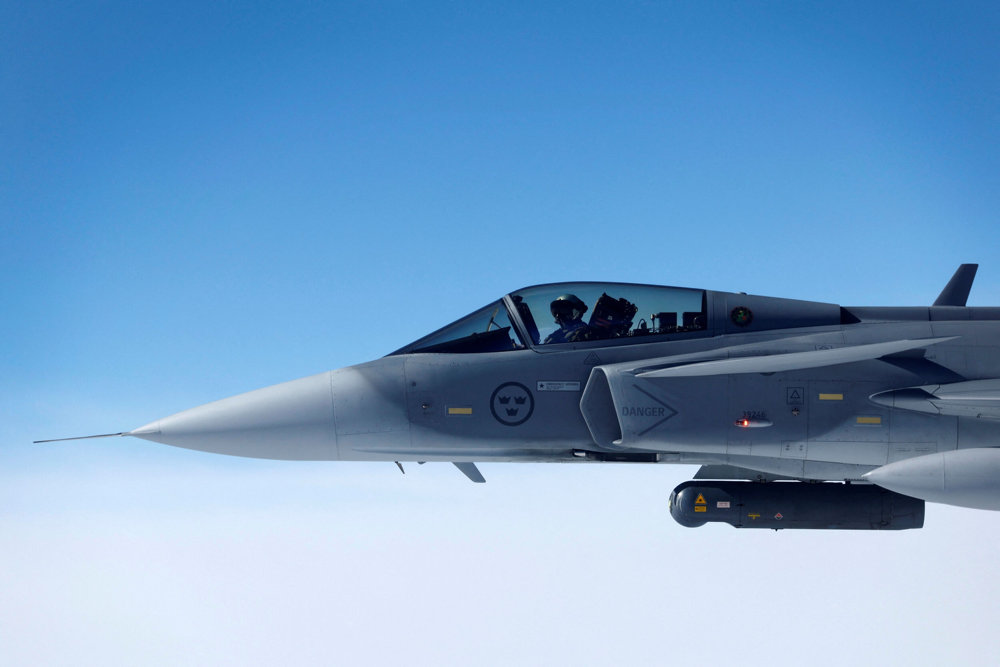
490,382,534,426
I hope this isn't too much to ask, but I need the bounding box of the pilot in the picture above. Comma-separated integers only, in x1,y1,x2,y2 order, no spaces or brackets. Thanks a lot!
544,294,592,344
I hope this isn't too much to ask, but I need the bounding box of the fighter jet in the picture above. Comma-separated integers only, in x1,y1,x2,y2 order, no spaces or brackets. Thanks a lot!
39,264,1000,530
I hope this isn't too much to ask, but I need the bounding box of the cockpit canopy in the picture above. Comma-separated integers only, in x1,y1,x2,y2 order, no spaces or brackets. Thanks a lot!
391,282,707,355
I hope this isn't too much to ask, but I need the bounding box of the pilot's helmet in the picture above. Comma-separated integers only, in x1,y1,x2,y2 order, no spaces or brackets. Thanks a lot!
550,294,588,323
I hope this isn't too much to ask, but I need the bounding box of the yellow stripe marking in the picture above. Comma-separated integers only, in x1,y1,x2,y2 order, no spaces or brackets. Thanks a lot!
819,393,844,401
857,416,882,425
448,407,473,415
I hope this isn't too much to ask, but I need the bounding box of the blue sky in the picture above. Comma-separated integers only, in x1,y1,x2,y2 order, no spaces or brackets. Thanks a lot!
4,3,1000,665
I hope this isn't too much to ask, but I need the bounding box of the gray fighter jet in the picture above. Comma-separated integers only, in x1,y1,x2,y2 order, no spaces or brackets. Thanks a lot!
40,264,1000,530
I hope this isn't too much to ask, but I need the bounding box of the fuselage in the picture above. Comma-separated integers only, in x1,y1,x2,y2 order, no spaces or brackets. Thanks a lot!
131,284,1000,486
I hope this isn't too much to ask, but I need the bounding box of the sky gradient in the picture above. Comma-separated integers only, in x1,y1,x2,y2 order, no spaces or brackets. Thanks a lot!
4,3,1000,665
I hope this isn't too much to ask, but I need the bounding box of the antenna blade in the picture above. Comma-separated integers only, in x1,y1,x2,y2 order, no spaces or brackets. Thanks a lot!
453,462,486,483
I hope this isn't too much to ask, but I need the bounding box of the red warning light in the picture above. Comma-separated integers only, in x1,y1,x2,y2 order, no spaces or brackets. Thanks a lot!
733,416,774,428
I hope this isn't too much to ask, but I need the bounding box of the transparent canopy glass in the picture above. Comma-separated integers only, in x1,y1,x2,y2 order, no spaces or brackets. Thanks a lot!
392,300,522,354
510,283,706,346
391,283,706,355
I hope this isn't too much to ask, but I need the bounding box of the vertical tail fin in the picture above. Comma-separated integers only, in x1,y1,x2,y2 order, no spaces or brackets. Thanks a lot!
933,264,978,307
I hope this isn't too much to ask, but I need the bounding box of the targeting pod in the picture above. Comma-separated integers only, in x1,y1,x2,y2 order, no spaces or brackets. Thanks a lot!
669,480,924,530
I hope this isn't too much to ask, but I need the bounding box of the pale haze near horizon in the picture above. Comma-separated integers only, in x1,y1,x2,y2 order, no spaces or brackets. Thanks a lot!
3,3,1000,665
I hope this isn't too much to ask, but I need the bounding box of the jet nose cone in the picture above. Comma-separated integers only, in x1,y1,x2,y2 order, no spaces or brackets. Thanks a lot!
130,372,337,460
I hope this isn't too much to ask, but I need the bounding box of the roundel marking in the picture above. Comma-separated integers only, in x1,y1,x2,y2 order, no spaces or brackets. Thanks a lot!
731,306,753,327
490,382,534,426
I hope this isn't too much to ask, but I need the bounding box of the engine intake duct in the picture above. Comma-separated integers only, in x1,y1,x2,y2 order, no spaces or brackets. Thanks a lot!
669,481,924,530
